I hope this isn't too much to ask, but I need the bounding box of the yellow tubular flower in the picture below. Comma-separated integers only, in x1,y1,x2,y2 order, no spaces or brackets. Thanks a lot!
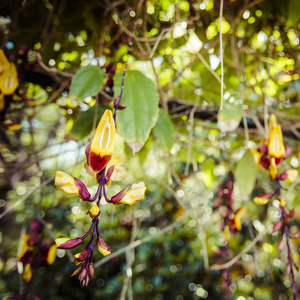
46,244,57,265
55,171,79,195
97,238,111,256
224,225,230,242
268,114,277,133
89,110,116,173
17,235,33,261
268,125,285,159
234,207,246,231
118,186,146,205
23,263,32,283
285,169,298,183
279,198,286,207
88,202,100,218
254,197,269,205
251,148,263,168
269,157,278,179
0,62,19,95
0,49,9,75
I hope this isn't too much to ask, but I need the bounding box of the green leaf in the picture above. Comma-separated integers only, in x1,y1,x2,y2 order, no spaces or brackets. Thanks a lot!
202,160,215,189
115,70,159,153
69,65,104,101
218,101,242,132
69,104,111,140
152,108,175,151
234,151,258,197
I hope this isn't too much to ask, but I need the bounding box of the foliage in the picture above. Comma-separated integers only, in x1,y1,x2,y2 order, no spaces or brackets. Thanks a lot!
0,0,300,299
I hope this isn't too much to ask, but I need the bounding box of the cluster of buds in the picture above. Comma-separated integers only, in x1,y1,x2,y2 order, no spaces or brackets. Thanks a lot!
252,114,299,300
54,109,146,286
213,175,246,299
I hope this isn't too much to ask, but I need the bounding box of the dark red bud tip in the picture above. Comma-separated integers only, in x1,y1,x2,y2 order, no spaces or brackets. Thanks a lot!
262,144,268,154
258,193,273,199
111,185,129,204
289,209,295,218
75,178,91,200
278,171,288,181
113,96,119,107
30,219,42,232
272,221,283,233
105,165,115,183
58,237,82,249
85,143,91,163
118,105,127,110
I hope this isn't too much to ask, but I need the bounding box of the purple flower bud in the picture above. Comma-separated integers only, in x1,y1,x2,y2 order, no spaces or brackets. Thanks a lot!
272,221,283,233
105,165,115,183
278,171,288,181
74,178,91,200
30,219,42,233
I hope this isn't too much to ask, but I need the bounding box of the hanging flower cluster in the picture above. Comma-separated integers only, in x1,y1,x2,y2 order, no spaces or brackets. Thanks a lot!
252,114,299,300
4,220,57,300
54,109,146,286
213,174,246,299
0,49,19,112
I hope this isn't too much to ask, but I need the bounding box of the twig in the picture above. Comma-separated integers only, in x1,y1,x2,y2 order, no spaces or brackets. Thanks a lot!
219,0,224,111
185,95,199,176
94,217,184,268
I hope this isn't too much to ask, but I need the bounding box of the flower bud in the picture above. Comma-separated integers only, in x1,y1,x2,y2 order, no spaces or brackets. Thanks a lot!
55,237,82,249
88,202,100,218
268,125,285,159
88,264,95,278
97,237,112,256
253,193,273,205
234,207,246,231
88,110,116,173
114,186,146,205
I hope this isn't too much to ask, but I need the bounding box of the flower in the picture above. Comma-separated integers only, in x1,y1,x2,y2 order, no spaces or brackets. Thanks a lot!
55,171,91,200
253,193,273,205
23,263,32,283
279,198,286,207
224,225,230,242
0,62,18,95
88,202,100,218
113,186,146,205
46,244,57,265
87,110,116,173
55,237,82,249
268,125,285,159
97,237,111,256
283,169,298,183
17,235,33,262
0,49,9,75
234,207,246,231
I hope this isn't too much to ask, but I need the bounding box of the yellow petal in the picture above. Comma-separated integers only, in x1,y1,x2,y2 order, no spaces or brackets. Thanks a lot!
89,110,116,172
23,263,32,283
46,244,57,265
254,197,270,205
234,207,246,231
17,235,33,261
268,114,277,133
54,171,80,196
268,125,285,159
118,186,146,205
279,198,286,207
251,148,262,168
269,157,278,179
224,225,230,242
55,237,70,247
285,169,298,183
0,49,9,74
111,165,127,181
0,62,18,95
88,202,100,218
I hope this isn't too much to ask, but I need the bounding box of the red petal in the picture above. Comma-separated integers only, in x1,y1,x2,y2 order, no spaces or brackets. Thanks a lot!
111,186,129,204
